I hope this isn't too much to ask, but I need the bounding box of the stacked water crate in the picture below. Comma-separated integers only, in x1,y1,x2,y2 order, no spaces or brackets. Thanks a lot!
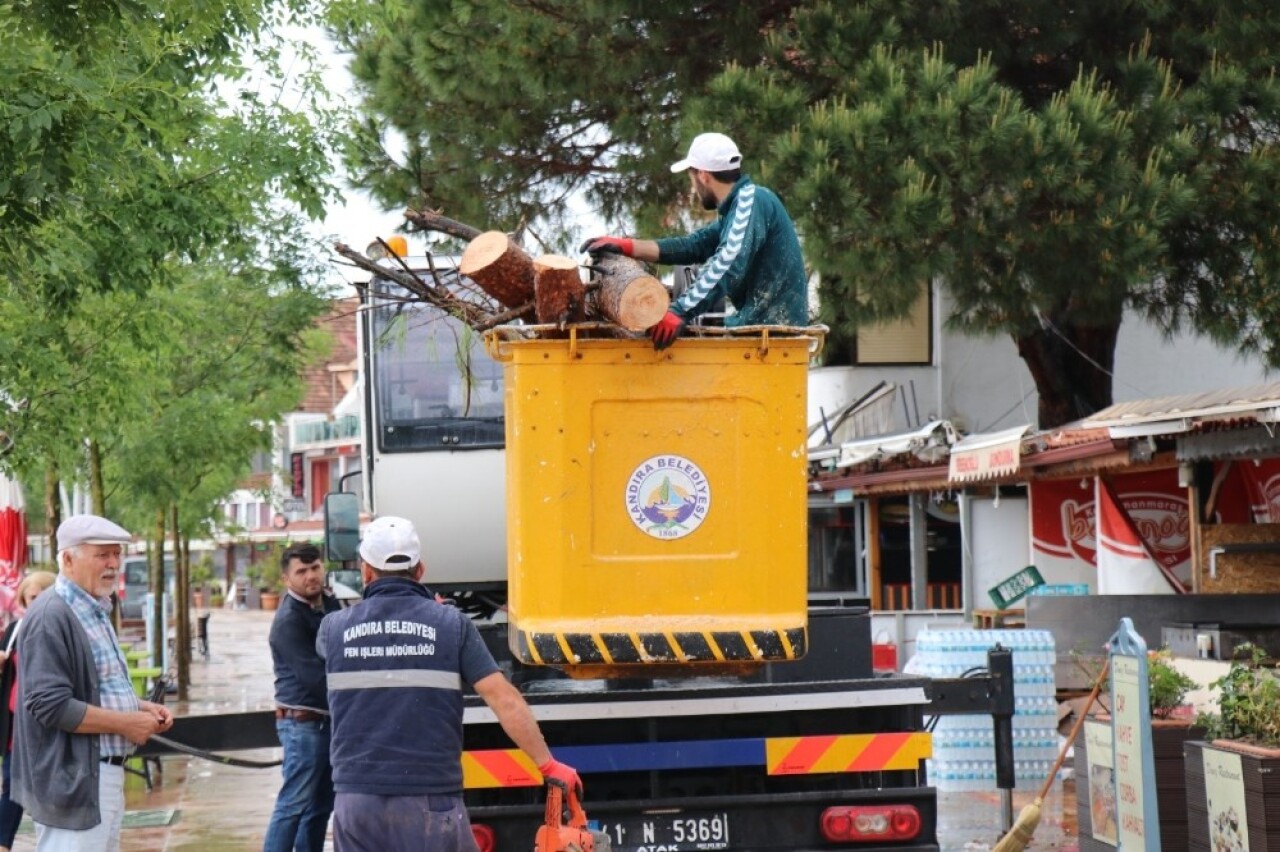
913,629,1059,791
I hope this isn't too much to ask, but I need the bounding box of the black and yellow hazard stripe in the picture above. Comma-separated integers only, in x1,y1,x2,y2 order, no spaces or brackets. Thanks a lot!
513,626,807,666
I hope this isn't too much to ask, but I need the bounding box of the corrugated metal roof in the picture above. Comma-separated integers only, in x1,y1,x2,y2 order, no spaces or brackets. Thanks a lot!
1178,424,1280,461
1083,382,1280,428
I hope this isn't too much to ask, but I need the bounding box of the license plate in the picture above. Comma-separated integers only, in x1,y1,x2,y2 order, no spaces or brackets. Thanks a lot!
591,811,731,851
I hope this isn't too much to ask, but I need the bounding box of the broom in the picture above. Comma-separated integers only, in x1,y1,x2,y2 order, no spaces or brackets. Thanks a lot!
991,658,1110,852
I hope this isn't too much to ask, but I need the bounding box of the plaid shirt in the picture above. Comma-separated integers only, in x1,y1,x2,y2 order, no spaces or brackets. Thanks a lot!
55,575,140,756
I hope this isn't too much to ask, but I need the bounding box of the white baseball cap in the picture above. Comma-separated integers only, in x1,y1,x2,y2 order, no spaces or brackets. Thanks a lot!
359,516,421,572
669,132,743,173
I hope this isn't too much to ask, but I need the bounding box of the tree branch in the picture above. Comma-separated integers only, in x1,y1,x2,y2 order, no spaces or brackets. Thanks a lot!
403,208,484,241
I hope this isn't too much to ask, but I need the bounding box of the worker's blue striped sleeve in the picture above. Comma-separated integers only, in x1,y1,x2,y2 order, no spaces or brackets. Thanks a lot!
674,184,758,317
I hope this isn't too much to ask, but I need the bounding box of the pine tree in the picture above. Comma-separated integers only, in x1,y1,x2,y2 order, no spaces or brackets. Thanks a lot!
335,1,1280,426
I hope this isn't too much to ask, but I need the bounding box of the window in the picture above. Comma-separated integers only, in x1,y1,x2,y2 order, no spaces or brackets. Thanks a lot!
855,283,932,365
808,505,865,594
250,450,273,474
369,272,505,453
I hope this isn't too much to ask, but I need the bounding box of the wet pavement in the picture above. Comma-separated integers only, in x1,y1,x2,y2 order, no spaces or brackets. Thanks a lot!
6,609,1078,850
936,782,1078,850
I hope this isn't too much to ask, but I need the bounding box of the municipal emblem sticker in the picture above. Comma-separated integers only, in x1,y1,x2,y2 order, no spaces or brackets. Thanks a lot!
625,454,711,540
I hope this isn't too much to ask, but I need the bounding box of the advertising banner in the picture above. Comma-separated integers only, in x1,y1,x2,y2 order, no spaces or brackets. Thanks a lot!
1031,469,1189,592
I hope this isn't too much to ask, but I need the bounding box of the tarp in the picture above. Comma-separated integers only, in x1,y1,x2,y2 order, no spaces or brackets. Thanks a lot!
834,420,958,469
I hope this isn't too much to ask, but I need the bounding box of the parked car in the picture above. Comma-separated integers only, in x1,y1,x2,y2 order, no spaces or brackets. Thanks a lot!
327,567,363,603
119,555,174,620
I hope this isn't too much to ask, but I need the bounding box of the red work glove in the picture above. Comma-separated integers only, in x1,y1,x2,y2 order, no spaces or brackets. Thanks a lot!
538,757,582,796
578,236,634,257
648,310,685,351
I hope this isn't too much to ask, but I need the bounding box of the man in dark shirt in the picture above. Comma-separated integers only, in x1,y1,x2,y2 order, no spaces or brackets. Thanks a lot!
264,543,340,852
582,132,809,349
318,516,579,851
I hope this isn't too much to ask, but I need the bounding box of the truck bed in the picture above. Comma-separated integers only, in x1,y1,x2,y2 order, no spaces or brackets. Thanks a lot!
461,609,940,851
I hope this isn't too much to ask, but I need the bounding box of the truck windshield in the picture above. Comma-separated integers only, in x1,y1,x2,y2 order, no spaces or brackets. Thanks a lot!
369,271,505,453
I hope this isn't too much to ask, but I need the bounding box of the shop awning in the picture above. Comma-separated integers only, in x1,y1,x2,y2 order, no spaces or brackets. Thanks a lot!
834,420,958,469
948,425,1029,482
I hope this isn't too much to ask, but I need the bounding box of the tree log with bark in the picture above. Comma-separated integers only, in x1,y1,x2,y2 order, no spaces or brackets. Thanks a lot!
586,253,669,331
338,208,672,334
460,231,537,309
532,254,587,325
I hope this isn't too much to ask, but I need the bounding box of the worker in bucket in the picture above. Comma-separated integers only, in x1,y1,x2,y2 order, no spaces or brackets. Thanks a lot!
581,131,808,349
317,516,579,851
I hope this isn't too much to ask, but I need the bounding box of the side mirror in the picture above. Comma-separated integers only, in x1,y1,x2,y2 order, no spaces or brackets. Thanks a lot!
324,492,361,563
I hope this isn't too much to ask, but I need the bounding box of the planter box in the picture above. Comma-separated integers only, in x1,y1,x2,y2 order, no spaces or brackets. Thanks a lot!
1077,721,1203,852
1186,740,1280,851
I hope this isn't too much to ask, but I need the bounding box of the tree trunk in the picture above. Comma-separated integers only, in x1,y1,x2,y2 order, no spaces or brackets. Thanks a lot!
150,507,165,669
87,438,105,516
43,461,60,558
588,254,670,331
173,504,189,700
1014,312,1121,429
532,255,588,325
459,231,537,308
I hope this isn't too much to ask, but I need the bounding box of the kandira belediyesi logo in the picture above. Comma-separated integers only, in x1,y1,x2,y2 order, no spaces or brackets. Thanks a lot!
624,454,712,540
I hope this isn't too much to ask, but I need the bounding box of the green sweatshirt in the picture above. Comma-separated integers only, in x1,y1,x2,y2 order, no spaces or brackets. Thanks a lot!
656,176,808,327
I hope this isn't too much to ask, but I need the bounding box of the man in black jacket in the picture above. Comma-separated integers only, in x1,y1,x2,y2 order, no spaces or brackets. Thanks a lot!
318,516,579,851
263,543,340,852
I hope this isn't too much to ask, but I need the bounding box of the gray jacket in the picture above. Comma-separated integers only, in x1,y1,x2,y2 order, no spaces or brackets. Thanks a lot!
12,590,107,830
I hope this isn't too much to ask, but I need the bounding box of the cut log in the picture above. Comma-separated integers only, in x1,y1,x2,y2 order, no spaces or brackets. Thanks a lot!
459,231,536,309
532,255,587,325
589,255,670,331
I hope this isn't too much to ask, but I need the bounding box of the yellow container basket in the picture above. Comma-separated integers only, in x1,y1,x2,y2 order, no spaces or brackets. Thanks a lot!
487,328,819,673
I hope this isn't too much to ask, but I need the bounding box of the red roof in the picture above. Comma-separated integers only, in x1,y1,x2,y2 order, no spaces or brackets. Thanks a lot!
298,298,359,414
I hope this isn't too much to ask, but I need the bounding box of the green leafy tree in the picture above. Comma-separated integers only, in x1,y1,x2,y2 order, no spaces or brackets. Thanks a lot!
0,0,337,492
335,1,1280,427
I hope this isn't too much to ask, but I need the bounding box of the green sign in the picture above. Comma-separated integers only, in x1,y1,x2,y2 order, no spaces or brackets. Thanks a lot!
987,565,1045,609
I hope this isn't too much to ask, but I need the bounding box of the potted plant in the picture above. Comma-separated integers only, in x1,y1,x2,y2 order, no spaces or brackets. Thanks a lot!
1185,644,1280,851
1076,649,1202,852
248,559,283,611
190,557,215,609
1149,648,1200,720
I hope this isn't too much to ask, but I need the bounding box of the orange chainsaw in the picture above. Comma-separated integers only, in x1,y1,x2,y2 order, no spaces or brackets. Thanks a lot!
534,780,611,852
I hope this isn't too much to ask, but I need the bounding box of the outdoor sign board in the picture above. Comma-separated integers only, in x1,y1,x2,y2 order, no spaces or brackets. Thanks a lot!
1108,617,1160,851
1084,719,1117,845
1202,747,1249,850
987,565,1045,609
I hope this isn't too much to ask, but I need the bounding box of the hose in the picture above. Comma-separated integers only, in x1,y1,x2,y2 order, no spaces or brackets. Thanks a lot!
148,734,283,769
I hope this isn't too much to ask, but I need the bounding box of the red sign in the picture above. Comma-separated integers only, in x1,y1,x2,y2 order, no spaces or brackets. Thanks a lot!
290,453,305,498
1032,469,1189,569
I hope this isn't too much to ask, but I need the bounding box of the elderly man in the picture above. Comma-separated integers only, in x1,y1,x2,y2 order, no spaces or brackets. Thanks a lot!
317,516,579,851
13,514,173,851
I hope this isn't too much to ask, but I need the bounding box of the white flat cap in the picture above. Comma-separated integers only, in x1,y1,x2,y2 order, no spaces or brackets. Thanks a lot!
56,514,133,551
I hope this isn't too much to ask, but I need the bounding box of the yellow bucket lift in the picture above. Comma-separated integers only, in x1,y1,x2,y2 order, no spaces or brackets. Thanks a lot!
487,327,821,676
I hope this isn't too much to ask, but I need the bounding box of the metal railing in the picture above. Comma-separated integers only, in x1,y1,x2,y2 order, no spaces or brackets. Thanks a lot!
291,415,360,447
